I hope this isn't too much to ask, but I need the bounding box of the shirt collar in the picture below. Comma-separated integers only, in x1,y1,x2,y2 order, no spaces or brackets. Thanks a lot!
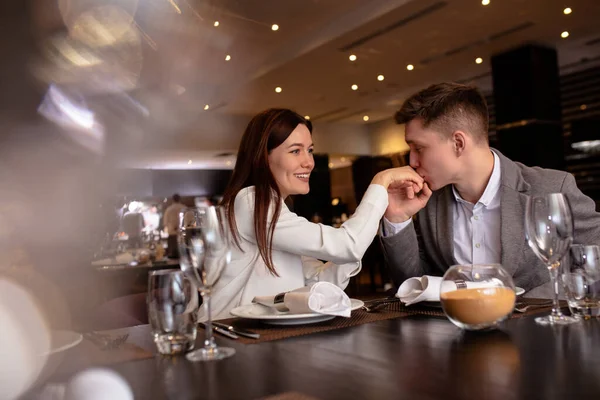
452,150,502,207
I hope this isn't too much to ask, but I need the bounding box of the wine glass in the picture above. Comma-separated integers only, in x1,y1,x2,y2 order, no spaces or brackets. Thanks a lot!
178,206,235,361
525,193,578,325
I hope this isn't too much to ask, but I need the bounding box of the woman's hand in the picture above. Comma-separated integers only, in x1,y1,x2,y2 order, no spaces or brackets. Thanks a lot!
371,166,424,191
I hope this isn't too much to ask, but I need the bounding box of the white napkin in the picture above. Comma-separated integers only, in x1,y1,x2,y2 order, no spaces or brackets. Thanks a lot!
252,282,352,317
397,275,500,305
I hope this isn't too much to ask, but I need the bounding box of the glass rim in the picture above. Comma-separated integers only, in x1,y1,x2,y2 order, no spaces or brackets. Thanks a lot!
570,244,600,250
149,269,184,277
449,263,503,269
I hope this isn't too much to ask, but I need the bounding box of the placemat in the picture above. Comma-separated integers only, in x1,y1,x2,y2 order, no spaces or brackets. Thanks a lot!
208,298,562,344
257,392,320,400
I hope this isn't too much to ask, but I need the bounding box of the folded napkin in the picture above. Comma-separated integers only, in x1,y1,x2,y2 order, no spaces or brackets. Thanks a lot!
397,275,501,305
252,282,352,317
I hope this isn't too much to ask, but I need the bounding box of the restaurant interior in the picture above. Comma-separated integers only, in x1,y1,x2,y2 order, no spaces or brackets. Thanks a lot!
1,0,600,399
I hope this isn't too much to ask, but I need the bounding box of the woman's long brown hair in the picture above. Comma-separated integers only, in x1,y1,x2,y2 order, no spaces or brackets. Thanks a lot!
220,108,312,276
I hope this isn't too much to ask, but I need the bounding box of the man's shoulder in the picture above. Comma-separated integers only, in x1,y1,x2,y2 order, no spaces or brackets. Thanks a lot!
509,159,569,191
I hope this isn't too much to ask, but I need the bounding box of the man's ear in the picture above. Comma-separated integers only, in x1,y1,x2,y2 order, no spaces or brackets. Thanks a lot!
452,130,467,156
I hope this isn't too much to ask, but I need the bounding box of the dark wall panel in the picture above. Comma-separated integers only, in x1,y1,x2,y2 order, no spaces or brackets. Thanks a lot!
352,156,393,203
116,169,153,197
491,44,561,124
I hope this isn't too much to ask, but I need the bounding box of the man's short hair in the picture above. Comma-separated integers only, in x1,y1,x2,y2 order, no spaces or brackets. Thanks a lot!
173,194,181,202
395,82,489,143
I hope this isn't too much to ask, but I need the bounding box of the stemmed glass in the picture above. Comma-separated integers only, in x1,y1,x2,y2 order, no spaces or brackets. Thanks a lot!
525,193,578,325
178,206,235,361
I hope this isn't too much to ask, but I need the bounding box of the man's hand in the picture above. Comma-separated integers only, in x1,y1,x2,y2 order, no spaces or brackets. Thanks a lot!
385,181,432,223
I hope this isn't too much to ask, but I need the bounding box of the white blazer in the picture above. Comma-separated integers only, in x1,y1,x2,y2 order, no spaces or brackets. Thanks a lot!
205,184,389,320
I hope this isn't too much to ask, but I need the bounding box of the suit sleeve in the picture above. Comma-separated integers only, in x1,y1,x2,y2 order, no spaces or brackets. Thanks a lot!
561,173,600,245
379,216,433,288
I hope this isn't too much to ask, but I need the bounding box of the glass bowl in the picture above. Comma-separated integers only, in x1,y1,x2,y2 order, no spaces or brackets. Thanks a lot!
440,264,516,331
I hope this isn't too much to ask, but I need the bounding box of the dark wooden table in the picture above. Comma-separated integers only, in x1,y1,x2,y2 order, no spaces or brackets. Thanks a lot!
45,313,600,400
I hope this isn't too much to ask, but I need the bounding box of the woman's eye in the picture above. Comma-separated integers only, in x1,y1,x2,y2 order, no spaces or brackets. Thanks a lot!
290,149,300,154
308,148,314,154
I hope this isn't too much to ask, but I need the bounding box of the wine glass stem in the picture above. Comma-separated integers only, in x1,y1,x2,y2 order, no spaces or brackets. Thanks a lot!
548,263,563,318
202,291,217,352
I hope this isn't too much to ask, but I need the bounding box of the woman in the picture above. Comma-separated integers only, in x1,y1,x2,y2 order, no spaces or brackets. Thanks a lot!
209,108,423,320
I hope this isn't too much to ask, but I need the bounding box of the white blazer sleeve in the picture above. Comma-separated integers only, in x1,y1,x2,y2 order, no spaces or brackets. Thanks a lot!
235,184,388,265
301,256,361,290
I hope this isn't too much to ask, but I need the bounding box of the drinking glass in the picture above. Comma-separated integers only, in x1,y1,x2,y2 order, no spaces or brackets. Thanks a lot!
178,206,235,361
147,270,198,355
440,264,516,331
525,193,578,325
562,245,600,319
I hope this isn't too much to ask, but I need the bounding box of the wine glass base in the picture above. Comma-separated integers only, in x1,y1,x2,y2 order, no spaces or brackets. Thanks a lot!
186,346,236,362
535,314,579,326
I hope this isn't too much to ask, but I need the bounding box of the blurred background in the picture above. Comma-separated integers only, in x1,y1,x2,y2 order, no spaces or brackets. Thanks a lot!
1,0,600,332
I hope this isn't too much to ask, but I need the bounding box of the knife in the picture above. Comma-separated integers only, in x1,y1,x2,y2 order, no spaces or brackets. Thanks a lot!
201,323,239,340
213,322,261,339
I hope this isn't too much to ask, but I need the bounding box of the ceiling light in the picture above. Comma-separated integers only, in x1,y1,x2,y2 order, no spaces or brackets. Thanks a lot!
225,161,232,166
187,160,192,165
363,115,369,122
225,55,231,61
304,115,310,120
481,0,490,5
349,54,357,61
406,64,414,71
204,104,209,110
475,57,483,64
341,157,346,162
377,75,385,81
328,162,334,168
580,104,587,110
214,21,219,27
561,31,569,38
351,84,358,91
275,87,282,93
271,24,279,31
563,7,572,15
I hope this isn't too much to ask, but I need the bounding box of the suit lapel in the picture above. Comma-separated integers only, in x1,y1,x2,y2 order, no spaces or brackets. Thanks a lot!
500,187,528,275
436,187,457,268
495,148,531,276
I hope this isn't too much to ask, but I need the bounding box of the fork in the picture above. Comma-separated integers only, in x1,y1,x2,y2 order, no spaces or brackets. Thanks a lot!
362,297,401,312
514,301,553,313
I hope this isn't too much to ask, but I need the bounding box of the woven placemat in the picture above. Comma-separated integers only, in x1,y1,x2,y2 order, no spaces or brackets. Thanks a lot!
207,298,561,344
257,392,320,400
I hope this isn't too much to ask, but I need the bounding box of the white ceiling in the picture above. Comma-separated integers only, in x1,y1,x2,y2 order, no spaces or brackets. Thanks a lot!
28,0,600,168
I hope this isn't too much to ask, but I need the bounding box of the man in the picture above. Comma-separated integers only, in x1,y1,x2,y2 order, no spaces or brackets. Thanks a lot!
163,194,186,258
381,82,600,297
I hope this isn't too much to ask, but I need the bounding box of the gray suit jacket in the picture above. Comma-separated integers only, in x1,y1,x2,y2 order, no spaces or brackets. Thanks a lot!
380,149,600,298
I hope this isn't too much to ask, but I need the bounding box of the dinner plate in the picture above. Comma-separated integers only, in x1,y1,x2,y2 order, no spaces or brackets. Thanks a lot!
230,299,364,326
42,330,83,356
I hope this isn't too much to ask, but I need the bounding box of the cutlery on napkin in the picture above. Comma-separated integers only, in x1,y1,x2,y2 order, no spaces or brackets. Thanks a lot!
252,282,352,317
397,275,502,305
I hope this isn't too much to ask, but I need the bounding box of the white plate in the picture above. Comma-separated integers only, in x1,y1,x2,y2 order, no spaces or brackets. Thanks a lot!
230,299,364,326
42,330,83,356
515,287,525,296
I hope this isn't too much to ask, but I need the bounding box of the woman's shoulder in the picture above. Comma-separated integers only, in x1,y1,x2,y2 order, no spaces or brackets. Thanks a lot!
234,186,255,211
